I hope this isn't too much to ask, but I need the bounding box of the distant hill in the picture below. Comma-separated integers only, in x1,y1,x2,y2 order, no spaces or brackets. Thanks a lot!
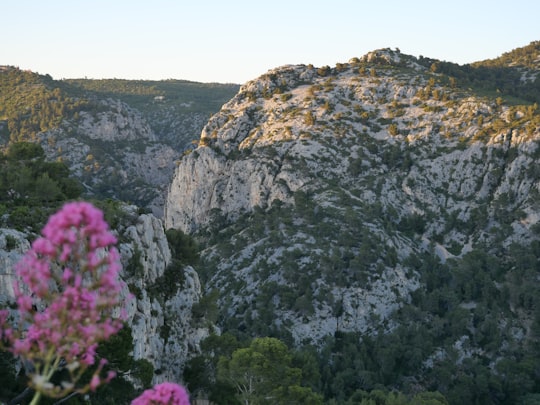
64,78,240,150
472,40,540,69
0,66,91,143
0,67,239,214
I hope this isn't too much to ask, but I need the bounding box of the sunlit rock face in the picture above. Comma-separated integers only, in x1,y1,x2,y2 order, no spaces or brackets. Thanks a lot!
165,49,540,344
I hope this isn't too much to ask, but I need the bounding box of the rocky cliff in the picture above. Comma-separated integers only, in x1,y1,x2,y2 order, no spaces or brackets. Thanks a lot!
118,209,208,383
165,47,540,344
37,99,178,217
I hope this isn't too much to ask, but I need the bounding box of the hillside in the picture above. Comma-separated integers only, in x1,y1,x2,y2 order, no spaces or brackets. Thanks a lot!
63,78,240,150
0,67,239,215
418,40,540,103
166,45,540,403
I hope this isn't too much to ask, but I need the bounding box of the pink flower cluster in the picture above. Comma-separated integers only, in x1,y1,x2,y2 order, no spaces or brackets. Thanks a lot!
132,382,190,405
0,202,126,398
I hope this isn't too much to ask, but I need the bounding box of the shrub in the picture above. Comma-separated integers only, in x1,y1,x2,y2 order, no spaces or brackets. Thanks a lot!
4,234,17,250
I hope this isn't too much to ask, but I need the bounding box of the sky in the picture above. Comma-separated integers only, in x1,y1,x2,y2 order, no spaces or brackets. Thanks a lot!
2,0,539,84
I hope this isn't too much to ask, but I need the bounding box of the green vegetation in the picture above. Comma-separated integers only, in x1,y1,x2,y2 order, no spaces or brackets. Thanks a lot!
217,337,323,404
0,142,83,231
165,228,200,266
473,40,540,70
185,335,323,405
185,333,453,405
64,78,239,114
0,351,25,403
191,210,540,404
0,67,91,143
417,41,540,104
147,228,200,303
97,325,155,385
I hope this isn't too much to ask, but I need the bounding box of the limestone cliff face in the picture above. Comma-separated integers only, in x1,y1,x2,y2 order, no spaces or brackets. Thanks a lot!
165,49,540,344
76,99,156,142
165,144,296,233
119,211,208,383
0,228,31,303
0,209,206,384
37,99,177,217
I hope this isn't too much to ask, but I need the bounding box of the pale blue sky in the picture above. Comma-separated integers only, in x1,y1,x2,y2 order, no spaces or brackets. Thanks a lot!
2,0,539,84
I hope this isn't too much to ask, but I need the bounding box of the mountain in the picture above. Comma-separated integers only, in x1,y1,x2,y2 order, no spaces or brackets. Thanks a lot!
0,67,239,215
0,70,239,401
165,44,540,402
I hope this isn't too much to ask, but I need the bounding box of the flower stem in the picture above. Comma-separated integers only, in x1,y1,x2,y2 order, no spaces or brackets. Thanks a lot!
29,390,42,405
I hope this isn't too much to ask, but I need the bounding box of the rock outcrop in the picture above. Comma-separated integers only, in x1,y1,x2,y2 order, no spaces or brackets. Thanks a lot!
0,228,31,302
119,210,208,383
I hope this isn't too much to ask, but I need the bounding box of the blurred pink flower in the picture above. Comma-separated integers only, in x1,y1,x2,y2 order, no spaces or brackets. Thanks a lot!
131,382,190,405
0,201,127,399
